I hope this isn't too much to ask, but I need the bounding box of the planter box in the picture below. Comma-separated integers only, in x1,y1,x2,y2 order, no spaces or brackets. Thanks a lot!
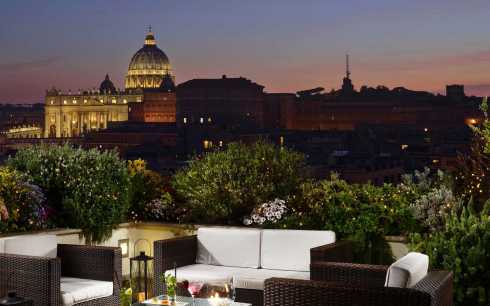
385,235,409,260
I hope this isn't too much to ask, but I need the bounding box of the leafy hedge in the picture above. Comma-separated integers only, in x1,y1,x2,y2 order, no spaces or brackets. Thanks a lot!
267,176,418,264
173,141,306,224
8,144,131,244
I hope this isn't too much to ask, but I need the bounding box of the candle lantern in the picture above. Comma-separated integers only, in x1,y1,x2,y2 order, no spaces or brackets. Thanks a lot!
0,292,33,306
130,251,154,301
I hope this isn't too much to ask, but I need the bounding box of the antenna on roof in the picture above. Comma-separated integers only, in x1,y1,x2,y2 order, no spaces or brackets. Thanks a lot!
346,53,351,79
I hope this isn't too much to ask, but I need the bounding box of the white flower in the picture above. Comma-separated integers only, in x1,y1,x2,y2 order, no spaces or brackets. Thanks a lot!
244,198,288,226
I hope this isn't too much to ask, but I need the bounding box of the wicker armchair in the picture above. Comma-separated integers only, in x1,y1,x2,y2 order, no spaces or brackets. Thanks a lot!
154,234,350,306
0,244,122,306
264,253,453,306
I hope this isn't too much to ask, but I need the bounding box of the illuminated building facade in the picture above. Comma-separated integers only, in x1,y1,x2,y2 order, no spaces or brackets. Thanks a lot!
3,125,43,139
44,29,176,137
44,82,137,137
125,28,174,91
128,74,176,123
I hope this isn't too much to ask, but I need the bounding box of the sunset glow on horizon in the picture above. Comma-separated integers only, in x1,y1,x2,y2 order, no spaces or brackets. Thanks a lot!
1,0,490,103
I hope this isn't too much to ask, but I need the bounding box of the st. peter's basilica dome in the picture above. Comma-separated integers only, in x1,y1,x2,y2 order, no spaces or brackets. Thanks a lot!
125,29,173,90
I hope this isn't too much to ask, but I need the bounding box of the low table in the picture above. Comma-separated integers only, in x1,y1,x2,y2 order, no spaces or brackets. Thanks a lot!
134,295,251,306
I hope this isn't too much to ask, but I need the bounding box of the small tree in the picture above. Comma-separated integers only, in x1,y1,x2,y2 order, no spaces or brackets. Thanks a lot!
8,144,131,244
173,140,307,224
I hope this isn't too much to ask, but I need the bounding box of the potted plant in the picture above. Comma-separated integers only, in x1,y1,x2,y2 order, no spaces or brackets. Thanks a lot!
165,274,177,303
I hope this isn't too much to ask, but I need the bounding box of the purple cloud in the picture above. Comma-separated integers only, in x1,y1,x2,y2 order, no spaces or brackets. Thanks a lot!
0,57,62,72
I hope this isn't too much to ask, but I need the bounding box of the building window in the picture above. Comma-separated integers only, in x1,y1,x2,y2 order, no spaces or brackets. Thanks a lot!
123,99,127,104
203,140,210,149
83,99,87,103
280,136,284,146
100,99,104,103
63,100,67,105
200,117,204,124
112,99,117,104
219,140,223,147
50,100,54,105
183,117,187,124
208,117,212,123
72,100,77,104
401,144,408,150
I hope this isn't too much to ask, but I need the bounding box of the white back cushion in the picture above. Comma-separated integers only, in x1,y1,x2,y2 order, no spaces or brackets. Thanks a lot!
385,252,429,288
261,229,336,271
1,234,58,258
196,227,261,268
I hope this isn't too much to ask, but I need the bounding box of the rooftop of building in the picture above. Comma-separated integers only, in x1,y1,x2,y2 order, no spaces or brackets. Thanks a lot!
178,75,265,90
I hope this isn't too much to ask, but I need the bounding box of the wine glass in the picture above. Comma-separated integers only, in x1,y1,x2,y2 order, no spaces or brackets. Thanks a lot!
225,282,235,301
187,281,204,305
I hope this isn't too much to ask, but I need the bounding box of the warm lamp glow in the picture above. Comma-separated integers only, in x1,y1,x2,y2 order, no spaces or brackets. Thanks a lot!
118,239,129,257
209,293,230,306
138,292,145,302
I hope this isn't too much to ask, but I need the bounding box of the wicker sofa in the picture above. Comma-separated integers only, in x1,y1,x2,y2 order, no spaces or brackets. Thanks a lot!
0,234,121,306
264,248,453,306
154,227,349,306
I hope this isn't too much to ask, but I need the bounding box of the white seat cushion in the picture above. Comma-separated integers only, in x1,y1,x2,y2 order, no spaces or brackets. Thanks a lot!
261,230,336,271
0,234,58,258
196,227,261,268
61,277,113,306
232,269,310,290
166,264,239,286
385,252,429,288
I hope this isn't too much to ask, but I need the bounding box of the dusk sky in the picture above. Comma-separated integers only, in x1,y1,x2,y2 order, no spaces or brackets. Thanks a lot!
1,0,490,103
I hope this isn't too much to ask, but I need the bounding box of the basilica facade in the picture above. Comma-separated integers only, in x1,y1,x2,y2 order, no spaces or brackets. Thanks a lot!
44,29,176,138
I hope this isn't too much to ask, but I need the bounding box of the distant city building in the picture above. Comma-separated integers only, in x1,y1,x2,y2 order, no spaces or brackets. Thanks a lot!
2,125,42,139
446,84,465,100
44,29,176,137
128,74,176,123
177,75,265,129
0,103,44,139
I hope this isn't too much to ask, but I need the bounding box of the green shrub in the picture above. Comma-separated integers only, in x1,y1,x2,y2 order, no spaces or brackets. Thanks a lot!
172,141,306,224
272,175,418,264
8,144,131,244
127,159,173,222
411,206,490,306
0,167,48,233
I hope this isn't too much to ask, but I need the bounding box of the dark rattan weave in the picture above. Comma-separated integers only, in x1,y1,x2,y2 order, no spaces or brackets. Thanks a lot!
0,244,122,306
264,260,453,306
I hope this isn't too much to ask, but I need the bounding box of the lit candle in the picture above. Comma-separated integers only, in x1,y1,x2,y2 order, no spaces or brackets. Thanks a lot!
208,293,230,306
